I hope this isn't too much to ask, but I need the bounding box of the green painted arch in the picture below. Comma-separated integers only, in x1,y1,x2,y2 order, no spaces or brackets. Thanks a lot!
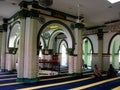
108,33,120,68
37,20,75,50
83,37,94,53
48,30,65,49
108,33,120,53
14,35,20,48
40,35,46,49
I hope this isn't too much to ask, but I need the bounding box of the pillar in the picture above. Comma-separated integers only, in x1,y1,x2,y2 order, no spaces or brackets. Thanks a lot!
67,48,74,74
74,23,85,73
97,29,103,71
0,18,8,72
17,1,28,81
23,1,39,83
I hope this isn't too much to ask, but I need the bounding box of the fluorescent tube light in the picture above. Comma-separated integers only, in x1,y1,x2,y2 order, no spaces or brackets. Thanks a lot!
107,0,120,3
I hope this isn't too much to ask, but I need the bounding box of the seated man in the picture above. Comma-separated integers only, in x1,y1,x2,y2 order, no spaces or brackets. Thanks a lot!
93,64,102,77
107,64,118,77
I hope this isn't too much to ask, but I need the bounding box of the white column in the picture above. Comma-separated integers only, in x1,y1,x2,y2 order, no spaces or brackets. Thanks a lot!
24,18,38,79
1,31,7,71
74,28,83,73
6,54,11,71
17,18,26,78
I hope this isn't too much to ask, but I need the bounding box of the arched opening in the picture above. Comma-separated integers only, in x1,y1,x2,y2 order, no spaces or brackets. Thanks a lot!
110,34,120,69
37,20,74,75
60,40,68,66
82,38,93,71
7,21,21,72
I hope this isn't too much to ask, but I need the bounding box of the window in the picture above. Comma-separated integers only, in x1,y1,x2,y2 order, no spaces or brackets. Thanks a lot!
60,41,67,66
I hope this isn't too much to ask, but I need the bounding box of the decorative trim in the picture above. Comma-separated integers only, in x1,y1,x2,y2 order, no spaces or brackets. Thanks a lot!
83,37,94,53
75,23,85,29
42,49,53,55
37,20,75,53
8,48,18,54
108,33,120,53
97,29,103,40
16,78,24,82
2,18,8,32
16,77,40,83
67,48,74,55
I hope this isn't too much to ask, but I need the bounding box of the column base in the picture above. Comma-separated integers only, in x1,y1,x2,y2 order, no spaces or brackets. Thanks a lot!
16,77,40,83
0,69,8,72
73,73,82,77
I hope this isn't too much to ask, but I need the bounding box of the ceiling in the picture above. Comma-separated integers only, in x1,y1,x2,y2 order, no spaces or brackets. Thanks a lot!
0,0,120,27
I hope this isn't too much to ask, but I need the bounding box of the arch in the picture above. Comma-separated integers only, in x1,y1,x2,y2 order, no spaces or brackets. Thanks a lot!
8,21,21,48
83,37,94,53
108,33,120,68
59,39,68,66
108,33,120,53
37,20,75,50
82,37,93,69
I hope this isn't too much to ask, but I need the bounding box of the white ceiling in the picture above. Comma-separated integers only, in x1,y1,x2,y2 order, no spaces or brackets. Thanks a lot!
0,0,120,27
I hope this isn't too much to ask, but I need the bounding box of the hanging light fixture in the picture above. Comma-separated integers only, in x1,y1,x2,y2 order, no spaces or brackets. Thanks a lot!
38,0,53,8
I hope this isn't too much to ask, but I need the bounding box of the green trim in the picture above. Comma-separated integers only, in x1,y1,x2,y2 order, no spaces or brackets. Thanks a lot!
84,40,88,64
16,78,24,82
108,33,120,53
72,73,82,77
8,48,18,54
16,77,40,83
75,23,85,29
112,41,115,67
42,49,53,55
18,9,29,18
97,29,103,40
2,18,8,32
67,48,74,55
29,9,39,18
83,37,94,53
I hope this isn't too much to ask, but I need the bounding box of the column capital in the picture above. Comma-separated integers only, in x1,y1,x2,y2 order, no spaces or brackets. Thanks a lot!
75,23,85,29
42,49,53,55
8,48,18,54
19,1,28,8
29,1,40,18
97,29,103,40
18,1,29,18
2,18,8,32
67,48,74,55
